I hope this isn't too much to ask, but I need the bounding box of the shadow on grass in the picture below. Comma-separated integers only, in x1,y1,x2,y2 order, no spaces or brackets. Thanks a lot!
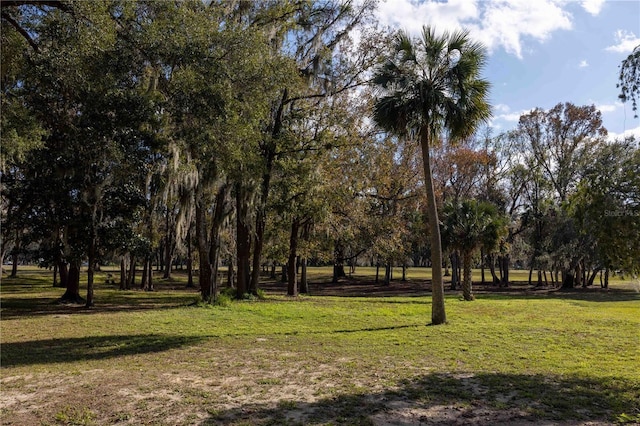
475,286,640,303
262,276,640,302
0,334,204,367
0,290,199,320
203,372,639,425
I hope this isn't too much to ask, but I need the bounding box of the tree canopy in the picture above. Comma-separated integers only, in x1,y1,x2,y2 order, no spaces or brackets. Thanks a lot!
1,1,636,314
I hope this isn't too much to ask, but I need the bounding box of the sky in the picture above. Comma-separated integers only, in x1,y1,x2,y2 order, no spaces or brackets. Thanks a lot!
374,0,640,140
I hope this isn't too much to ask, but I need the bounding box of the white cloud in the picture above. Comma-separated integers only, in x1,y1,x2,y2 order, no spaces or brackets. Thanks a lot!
578,59,588,68
474,0,573,58
607,125,640,141
494,103,511,113
375,0,479,36
375,0,573,59
497,111,526,122
581,0,605,16
595,102,622,113
605,30,640,53
491,105,536,124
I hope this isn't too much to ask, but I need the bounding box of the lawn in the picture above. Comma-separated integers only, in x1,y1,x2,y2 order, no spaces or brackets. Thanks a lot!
1,266,639,425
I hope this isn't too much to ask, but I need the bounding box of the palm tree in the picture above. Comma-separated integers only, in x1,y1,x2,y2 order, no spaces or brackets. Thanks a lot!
442,200,506,301
372,26,491,324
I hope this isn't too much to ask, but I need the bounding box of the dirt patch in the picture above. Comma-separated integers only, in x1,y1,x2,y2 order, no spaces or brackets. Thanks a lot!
0,367,621,425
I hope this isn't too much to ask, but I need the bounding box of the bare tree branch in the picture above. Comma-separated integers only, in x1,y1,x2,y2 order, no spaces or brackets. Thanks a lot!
1,10,38,51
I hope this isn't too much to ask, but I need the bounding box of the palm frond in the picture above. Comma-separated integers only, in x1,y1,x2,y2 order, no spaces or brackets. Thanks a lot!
396,30,416,63
372,24,491,144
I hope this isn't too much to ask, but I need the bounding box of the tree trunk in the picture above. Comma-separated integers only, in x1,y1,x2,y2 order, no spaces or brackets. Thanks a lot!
53,263,58,287
462,250,474,301
250,208,266,295
157,244,164,272
10,251,18,277
210,184,230,299
186,227,195,288
119,256,126,290
300,258,308,294
375,263,380,283
236,185,251,299
195,185,212,300
287,219,299,297
141,256,148,290
60,261,83,303
450,252,459,290
163,216,173,279
332,243,346,283
562,269,575,289
270,264,276,279
384,264,391,286
480,249,486,285
420,129,446,325
9,230,20,277
575,262,583,287
56,260,68,288
488,254,499,285
227,254,235,288
128,257,136,289
402,264,407,281
250,89,287,295
86,263,94,308
603,268,609,289
85,229,96,308
500,254,510,287
146,258,153,290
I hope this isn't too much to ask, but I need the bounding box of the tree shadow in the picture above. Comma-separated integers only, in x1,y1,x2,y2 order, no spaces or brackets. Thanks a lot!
0,334,204,367
0,291,198,320
202,372,639,425
475,285,640,303
262,276,640,302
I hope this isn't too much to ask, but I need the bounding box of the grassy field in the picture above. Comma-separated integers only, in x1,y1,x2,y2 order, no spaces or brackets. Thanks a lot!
1,266,639,425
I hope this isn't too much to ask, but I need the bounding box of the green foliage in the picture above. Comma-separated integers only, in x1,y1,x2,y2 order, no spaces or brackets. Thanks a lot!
442,199,506,254
618,45,640,117
372,26,491,141
214,288,234,307
570,138,640,274
54,406,95,425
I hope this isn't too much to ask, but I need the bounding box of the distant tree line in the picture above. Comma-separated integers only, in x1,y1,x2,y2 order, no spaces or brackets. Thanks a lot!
2,1,638,314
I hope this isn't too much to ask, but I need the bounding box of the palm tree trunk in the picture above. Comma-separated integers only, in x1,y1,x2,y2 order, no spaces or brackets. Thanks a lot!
462,250,474,301
420,129,446,324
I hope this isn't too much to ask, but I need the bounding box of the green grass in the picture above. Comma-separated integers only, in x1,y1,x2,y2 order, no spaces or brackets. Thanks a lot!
1,266,639,425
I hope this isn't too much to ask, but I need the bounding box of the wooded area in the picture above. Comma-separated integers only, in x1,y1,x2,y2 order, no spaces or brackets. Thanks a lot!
2,0,639,316
2,3,640,424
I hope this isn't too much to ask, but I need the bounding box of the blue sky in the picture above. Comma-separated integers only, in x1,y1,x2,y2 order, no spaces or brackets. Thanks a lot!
375,0,640,140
